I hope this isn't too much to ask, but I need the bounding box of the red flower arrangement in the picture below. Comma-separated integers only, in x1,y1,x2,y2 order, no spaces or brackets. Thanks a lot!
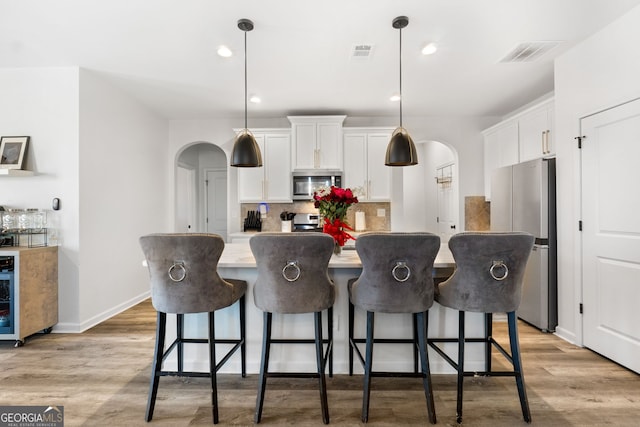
313,186,359,247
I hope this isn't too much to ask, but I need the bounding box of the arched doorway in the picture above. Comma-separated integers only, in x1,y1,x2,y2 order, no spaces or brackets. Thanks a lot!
400,140,458,241
175,143,228,239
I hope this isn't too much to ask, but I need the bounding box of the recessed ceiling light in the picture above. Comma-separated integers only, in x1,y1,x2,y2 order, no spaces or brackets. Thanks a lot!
249,95,261,103
217,45,232,57
421,42,437,55
390,94,401,102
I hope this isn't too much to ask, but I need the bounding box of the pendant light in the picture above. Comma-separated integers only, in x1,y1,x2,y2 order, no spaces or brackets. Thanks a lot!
385,16,418,166
231,18,263,167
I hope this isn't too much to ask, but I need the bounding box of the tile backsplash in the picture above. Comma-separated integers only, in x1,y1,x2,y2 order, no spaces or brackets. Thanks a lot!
464,196,490,231
241,201,391,232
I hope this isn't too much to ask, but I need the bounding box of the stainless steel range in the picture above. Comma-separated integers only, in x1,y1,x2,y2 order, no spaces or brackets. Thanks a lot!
292,213,322,232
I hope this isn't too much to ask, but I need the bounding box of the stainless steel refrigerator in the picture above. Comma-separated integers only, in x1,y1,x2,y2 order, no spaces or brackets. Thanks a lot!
490,158,557,332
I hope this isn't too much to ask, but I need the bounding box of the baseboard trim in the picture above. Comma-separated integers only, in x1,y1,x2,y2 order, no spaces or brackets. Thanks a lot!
52,291,150,333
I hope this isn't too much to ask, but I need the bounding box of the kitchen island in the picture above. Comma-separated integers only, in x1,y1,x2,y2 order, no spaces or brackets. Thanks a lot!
164,242,490,375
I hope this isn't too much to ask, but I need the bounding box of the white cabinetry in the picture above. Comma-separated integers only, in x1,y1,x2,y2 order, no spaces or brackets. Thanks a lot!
343,128,393,201
518,100,554,162
483,97,554,199
237,129,291,202
483,122,519,199
288,116,346,170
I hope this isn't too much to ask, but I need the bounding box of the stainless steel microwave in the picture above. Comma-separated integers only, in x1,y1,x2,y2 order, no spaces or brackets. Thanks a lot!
292,171,342,200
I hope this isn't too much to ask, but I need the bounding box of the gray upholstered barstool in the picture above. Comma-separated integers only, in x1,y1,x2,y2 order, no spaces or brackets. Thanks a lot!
250,232,335,424
348,232,440,424
429,231,534,424
139,233,247,424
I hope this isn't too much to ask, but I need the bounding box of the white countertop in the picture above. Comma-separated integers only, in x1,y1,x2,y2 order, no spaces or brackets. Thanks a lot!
218,242,455,269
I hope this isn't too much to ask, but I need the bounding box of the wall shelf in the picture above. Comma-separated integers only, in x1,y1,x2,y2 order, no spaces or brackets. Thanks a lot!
0,169,34,177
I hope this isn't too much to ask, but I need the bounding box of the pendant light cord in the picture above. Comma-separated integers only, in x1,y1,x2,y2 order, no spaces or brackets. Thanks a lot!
244,29,248,130
399,25,403,129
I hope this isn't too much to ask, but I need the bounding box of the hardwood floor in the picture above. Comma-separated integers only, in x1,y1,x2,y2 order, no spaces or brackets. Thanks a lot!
0,299,638,426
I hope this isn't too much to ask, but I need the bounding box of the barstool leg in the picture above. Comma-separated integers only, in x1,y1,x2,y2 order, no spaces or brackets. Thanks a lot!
456,310,465,424
208,312,219,424
146,311,166,421
362,311,375,423
485,312,493,372
327,306,333,378
417,311,436,424
412,313,419,373
348,300,355,376
315,311,330,424
177,313,184,374
239,294,247,378
508,311,531,423
255,312,272,423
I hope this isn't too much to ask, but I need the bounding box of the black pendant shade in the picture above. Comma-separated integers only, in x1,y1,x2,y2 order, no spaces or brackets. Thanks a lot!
385,16,418,167
231,129,263,167
231,18,262,168
385,127,418,166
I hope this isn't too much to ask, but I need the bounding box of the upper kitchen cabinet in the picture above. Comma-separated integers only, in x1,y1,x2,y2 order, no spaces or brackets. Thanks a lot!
288,115,346,170
518,99,554,162
343,128,393,201
482,96,555,199
483,121,519,199
237,129,292,203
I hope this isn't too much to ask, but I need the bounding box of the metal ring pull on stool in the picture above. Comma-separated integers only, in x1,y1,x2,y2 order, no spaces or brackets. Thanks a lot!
489,260,509,281
391,261,411,282
282,260,301,282
168,260,187,282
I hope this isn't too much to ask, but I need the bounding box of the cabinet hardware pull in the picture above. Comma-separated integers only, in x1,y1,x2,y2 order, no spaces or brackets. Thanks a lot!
545,130,551,154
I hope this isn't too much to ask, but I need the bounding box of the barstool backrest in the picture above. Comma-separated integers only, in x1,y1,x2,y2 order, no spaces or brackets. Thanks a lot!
436,232,535,313
350,232,441,313
139,233,241,314
250,232,335,314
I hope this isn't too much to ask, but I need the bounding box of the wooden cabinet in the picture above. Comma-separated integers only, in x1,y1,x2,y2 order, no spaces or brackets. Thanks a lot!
483,121,519,200
343,129,392,201
518,100,554,162
0,245,58,346
237,129,291,202
288,116,346,170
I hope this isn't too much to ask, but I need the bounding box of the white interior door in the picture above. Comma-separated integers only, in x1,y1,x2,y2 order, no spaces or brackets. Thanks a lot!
581,97,640,374
176,165,196,232
436,163,456,242
205,169,227,239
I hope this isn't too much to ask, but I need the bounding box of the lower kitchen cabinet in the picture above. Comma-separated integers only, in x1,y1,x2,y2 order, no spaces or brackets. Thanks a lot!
0,245,58,347
343,129,393,201
237,130,292,202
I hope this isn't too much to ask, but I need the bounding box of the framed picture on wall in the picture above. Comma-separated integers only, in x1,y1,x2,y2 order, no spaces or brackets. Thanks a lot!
0,136,29,169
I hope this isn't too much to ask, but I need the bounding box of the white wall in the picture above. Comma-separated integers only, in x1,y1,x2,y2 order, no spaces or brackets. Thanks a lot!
0,67,82,325
77,69,169,330
393,115,495,230
0,67,169,332
554,4,640,344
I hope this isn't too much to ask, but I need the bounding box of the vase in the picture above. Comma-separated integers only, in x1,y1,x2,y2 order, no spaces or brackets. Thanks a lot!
333,243,342,256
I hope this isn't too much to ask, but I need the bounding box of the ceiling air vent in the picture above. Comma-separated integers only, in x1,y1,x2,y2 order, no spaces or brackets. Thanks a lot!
500,41,561,63
351,44,374,59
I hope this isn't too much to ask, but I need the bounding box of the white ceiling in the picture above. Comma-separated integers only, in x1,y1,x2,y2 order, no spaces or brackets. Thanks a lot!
2,0,639,120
